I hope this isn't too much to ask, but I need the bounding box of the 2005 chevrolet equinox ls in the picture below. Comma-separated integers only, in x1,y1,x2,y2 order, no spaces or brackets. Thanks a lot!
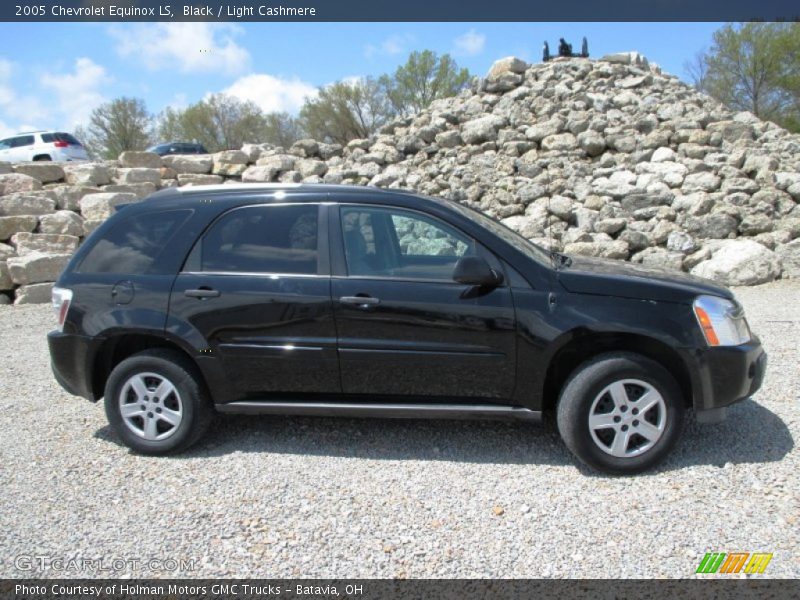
48,184,767,474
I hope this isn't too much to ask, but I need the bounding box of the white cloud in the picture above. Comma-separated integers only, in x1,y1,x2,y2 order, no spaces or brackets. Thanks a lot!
364,34,415,59
110,23,250,75
40,57,109,128
453,29,486,57
221,74,317,114
0,58,49,133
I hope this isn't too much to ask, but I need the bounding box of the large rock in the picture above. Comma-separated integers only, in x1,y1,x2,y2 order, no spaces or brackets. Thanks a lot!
487,56,527,80
0,215,38,240
14,282,54,305
0,192,56,216
102,183,157,198
63,163,111,186
177,174,224,186
12,163,65,183
541,133,578,152
7,251,72,285
564,241,630,260
775,239,800,278
0,173,42,195
461,116,505,145
11,232,80,256
161,155,213,174
0,261,11,290
39,211,85,236
114,168,161,185
256,154,295,171
118,151,162,168
51,186,102,211
241,165,279,183
690,240,781,285
79,192,138,221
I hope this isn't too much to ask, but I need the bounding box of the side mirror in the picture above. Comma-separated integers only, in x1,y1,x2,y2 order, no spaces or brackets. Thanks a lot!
453,256,504,287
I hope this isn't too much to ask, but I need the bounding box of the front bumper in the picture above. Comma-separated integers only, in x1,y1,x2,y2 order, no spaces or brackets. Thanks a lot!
691,338,767,417
48,330,95,400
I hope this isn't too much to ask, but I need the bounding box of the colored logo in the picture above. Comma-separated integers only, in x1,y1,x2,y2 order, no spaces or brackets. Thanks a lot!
696,552,773,574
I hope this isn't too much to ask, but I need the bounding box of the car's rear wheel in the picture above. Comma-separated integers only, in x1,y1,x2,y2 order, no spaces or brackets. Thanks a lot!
32,155,52,161
104,349,213,455
556,352,684,474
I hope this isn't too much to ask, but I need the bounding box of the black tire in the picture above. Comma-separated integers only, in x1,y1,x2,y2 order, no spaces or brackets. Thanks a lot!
104,349,213,455
32,155,51,161
556,352,684,474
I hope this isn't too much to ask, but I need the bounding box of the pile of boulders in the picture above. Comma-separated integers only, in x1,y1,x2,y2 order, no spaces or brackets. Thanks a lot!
1,51,799,304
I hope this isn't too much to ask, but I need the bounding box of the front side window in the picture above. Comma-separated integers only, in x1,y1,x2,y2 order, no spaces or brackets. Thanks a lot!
79,210,191,274
200,204,319,275
341,206,477,281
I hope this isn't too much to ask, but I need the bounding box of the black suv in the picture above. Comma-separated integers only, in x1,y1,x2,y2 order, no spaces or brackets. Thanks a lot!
146,142,209,156
48,185,766,473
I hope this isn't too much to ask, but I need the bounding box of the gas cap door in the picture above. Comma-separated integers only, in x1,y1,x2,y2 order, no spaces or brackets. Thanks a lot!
111,280,135,305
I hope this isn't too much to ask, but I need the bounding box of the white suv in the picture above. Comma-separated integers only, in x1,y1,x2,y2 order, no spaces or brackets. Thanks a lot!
0,131,89,162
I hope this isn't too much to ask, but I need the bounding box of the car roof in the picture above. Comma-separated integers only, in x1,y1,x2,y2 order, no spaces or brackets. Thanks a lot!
135,183,465,216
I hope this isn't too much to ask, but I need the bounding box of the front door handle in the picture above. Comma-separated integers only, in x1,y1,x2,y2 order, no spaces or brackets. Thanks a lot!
185,288,220,299
339,295,380,308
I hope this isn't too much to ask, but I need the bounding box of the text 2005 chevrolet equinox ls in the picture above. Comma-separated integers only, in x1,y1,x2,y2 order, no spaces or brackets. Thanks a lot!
48,184,766,474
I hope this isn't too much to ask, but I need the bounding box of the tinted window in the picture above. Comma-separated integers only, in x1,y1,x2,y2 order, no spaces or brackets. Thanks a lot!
11,135,34,148
341,206,476,280
0,138,10,150
200,204,319,274
42,132,81,145
79,210,191,274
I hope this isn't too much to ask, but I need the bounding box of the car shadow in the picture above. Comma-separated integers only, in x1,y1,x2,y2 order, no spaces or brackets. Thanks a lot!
93,398,793,475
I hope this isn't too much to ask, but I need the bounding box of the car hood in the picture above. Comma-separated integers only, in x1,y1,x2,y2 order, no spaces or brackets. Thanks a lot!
556,256,733,303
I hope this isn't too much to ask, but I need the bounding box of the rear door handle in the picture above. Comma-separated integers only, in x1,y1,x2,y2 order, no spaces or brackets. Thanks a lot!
185,288,220,299
339,295,380,308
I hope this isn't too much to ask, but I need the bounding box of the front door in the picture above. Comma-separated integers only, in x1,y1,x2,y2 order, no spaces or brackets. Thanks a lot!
331,204,517,401
168,202,340,399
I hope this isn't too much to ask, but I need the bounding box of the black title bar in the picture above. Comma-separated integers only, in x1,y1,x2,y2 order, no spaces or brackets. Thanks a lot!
4,0,800,22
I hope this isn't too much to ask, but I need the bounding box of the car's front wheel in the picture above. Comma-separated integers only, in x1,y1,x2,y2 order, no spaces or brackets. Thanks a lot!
104,349,213,455
556,352,685,474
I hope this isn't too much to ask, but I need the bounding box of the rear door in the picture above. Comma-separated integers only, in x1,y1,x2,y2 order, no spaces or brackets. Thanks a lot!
331,203,517,401
168,201,340,400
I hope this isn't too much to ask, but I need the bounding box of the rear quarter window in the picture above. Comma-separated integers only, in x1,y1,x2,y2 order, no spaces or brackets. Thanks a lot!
78,209,192,275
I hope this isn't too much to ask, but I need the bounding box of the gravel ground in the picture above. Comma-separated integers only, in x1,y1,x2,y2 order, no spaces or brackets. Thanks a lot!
0,281,797,579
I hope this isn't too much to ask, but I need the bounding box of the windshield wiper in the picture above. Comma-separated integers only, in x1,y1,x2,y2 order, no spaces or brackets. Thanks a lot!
550,250,573,269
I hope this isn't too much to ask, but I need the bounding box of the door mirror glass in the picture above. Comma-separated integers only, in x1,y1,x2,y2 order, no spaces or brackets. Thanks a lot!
453,256,504,287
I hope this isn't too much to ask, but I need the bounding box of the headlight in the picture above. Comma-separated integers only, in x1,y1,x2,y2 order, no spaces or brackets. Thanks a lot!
693,295,751,347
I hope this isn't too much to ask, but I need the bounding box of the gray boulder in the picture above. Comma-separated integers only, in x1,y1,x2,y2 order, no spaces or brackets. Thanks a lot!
12,163,64,183
39,211,84,236
7,251,72,285
690,240,781,285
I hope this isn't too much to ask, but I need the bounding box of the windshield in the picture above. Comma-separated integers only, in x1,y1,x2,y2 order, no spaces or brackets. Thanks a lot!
435,197,552,265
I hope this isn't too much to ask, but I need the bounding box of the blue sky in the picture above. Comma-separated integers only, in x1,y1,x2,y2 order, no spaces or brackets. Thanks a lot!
0,22,722,138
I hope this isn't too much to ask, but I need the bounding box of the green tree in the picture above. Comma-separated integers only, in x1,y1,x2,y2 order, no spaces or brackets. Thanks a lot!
262,112,304,148
79,97,153,159
688,23,800,131
380,50,471,116
299,77,393,144
157,94,292,152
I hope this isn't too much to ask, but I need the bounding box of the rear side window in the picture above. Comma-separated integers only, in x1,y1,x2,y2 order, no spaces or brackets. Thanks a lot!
79,210,191,274
198,204,319,275
42,132,81,145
